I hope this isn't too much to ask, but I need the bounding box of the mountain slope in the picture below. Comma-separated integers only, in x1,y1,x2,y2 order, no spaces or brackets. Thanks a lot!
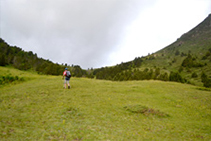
156,14,211,60
93,14,211,87
146,14,211,85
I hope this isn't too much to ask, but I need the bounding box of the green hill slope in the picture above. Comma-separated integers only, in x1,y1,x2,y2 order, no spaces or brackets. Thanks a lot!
143,14,211,85
0,67,211,140
93,14,211,87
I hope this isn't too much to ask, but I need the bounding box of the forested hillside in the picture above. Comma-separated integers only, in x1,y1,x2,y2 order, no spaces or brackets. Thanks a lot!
91,14,211,87
0,38,87,77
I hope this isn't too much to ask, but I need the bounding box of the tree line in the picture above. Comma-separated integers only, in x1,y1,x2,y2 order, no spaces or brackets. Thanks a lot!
92,52,211,88
0,38,86,77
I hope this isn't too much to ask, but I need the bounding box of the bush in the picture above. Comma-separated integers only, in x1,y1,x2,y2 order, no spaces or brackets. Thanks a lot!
201,72,207,83
182,54,204,68
201,72,211,88
0,75,23,85
158,72,169,81
178,66,183,73
203,78,211,88
191,72,198,78
169,71,185,83
202,51,211,60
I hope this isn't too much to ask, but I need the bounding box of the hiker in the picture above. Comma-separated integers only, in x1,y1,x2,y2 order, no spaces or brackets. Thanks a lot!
63,68,71,89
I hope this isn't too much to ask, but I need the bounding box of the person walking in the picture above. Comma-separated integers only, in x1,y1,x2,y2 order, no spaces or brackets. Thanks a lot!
63,68,71,89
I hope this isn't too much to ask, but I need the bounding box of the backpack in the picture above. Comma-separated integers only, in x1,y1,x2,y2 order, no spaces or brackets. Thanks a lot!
66,71,71,78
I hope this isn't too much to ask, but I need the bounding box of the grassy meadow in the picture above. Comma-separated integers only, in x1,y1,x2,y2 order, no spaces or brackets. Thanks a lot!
0,67,211,140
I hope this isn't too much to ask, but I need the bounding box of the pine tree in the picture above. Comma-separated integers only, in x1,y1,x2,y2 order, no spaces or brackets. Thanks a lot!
0,54,6,66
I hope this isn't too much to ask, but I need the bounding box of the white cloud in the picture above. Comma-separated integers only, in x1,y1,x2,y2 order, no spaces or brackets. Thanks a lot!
0,0,210,69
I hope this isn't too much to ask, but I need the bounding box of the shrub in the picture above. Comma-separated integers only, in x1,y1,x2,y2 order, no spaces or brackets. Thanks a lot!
201,72,211,88
202,51,211,60
0,75,24,85
175,50,180,56
203,78,211,88
158,72,169,81
169,71,185,83
201,72,207,83
182,54,204,68
191,72,198,78
178,66,183,73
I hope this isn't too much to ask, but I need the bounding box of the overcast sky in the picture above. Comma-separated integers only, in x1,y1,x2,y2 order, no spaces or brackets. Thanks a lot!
0,0,211,69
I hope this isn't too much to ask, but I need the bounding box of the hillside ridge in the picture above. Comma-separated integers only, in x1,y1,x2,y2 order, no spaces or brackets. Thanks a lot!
92,14,211,87
158,14,211,53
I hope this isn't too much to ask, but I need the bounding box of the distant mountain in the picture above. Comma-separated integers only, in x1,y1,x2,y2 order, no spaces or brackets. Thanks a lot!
157,13,211,56
150,13,211,86
92,14,211,87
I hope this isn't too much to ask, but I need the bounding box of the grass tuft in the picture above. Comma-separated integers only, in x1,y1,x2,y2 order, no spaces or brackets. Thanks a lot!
124,105,170,117
61,107,82,119
196,87,211,91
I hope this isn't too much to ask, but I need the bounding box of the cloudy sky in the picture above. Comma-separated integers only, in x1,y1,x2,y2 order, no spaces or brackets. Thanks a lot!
0,0,211,69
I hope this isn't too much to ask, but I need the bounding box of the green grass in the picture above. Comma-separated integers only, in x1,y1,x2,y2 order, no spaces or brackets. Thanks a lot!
0,67,211,140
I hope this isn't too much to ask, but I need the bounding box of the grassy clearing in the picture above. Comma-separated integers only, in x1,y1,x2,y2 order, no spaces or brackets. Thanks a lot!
0,67,211,140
